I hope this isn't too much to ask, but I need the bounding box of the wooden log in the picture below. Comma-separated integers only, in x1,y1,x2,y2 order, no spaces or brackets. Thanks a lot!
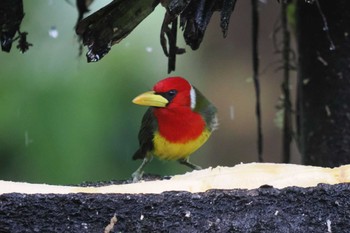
1,163,349,232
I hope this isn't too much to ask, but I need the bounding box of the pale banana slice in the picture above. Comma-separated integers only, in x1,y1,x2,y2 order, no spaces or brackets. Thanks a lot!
1,163,349,195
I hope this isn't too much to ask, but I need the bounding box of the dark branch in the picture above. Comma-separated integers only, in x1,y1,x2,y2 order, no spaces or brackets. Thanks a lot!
280,0,292,163
251,0,264,162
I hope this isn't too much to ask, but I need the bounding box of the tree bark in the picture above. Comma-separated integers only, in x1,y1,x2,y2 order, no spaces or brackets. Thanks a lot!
1,184,350,232
297,0,350,166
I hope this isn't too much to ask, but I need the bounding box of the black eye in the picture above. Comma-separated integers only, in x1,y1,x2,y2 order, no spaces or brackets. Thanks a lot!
159,89,177,102
168,89,177,97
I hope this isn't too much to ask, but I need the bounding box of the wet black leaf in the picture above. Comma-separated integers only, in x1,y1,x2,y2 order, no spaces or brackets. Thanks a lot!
75,0,237,72
76,0,159,62
220,0,237,37
0,0,27,53
164,0,191,15
76,0,94,25
179,0,217,50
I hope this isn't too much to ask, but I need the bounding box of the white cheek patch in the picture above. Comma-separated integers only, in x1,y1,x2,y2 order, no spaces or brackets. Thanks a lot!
190,85,196,110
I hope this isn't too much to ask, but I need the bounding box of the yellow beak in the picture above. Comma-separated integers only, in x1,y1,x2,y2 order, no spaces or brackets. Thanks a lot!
132,91,169,107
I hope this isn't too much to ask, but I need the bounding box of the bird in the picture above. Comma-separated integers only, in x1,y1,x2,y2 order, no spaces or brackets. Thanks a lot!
131,76,218,181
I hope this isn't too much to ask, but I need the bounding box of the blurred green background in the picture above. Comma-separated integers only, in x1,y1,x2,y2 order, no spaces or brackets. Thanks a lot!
0,1,300,185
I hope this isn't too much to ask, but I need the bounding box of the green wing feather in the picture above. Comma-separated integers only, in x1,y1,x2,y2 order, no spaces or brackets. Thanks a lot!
133,107,158,160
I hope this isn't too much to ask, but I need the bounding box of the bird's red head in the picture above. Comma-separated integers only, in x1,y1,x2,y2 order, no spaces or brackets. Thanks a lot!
153,76,193,109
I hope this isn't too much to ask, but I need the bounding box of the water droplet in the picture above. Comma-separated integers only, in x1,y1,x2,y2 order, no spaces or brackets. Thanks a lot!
145,47,153,53
49,26,58,38
25,131,33,146
229,106,235,120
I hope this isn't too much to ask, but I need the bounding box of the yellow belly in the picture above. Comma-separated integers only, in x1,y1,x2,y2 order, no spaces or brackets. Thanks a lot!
153,130,211,160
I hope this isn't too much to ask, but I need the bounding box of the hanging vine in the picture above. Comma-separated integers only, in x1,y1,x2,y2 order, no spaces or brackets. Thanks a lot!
251,0,264,162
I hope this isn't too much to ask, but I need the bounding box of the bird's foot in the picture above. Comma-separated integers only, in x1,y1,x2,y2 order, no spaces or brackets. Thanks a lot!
178,158,202,170
192,164,202,170
132,170,144,183
131,157,151,182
